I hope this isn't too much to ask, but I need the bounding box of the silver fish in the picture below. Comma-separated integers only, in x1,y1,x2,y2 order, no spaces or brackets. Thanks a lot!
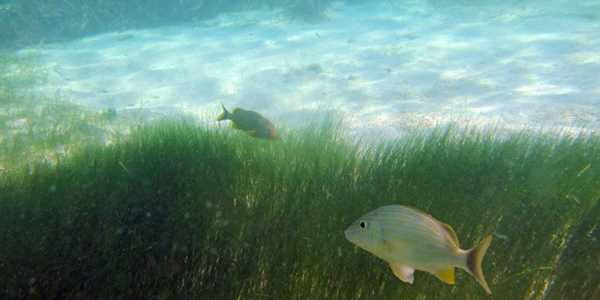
345,205,493,294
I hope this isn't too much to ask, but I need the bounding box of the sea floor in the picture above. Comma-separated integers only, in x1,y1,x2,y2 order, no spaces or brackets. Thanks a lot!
26,0,600,138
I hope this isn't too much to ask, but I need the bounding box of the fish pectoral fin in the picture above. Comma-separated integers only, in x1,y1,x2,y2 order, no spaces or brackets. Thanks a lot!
243,130,258,137
432,267,455,285
389,262,415,284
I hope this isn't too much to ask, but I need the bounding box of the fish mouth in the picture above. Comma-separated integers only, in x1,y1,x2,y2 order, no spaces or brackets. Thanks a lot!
271,131,280,140
344,229,354,242
345,229,362,245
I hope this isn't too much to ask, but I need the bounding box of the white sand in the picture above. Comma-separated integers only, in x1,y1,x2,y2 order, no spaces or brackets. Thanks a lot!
28,0,600,138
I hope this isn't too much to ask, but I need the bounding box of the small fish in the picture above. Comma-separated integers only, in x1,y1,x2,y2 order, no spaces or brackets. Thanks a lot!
345,205,493,294
217,102,279,140
493,232,509,241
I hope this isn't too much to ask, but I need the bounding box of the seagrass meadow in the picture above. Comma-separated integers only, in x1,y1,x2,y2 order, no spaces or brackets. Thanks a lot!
1,116,599,299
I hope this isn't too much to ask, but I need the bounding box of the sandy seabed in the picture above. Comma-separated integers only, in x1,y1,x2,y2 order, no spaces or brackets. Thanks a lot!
27,0,600,138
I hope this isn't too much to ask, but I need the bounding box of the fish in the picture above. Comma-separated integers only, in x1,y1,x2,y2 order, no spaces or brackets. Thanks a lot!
345,205,493,294
216,102,279,140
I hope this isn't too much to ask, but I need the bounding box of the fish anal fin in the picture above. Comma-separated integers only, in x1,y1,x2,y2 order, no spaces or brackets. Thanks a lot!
432,267,455,285
389,262,415,284
232,122,240,129
437,221,460,248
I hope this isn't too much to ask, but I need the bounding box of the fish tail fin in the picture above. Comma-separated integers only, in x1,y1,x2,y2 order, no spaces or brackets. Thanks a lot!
465,235,493,294
217,101,230,121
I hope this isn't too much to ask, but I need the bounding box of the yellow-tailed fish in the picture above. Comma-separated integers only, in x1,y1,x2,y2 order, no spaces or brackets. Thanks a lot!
217,102,279,140
345,205,493,294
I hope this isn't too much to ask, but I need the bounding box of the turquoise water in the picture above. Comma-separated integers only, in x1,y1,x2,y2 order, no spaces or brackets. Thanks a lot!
3,0,599,136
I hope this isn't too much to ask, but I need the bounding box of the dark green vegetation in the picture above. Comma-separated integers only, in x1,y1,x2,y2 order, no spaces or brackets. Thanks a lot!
1,115,599,299
0,0,334,50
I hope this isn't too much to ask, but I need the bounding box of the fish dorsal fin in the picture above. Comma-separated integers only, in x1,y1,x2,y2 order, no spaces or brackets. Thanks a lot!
403,206,460,248
437,221,460,248
402,206,458,245
433,267,455,285
389,262,415,284
232,122,240,129
232,107,241,113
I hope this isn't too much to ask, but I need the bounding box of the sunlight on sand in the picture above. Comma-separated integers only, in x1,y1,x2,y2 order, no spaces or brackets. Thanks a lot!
24,0,600,139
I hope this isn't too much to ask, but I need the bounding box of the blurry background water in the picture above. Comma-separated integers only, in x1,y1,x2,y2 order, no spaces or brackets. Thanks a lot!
2,0,599,137
0,0,337,49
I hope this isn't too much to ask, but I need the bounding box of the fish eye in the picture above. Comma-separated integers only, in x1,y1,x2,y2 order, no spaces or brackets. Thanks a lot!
359,220,367,229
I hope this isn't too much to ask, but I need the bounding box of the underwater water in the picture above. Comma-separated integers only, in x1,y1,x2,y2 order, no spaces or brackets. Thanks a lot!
0,0,599,299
